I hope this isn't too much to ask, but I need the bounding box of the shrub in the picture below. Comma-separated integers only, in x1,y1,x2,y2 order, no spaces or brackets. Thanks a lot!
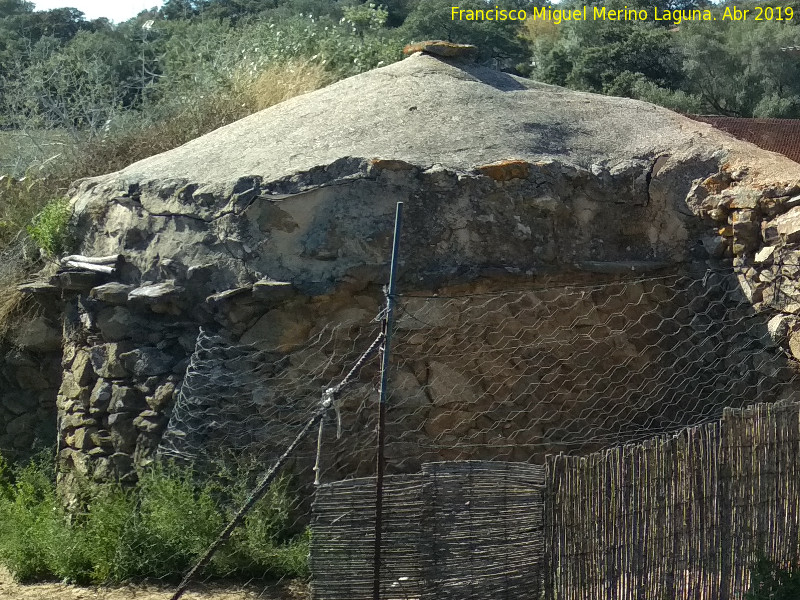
0,453,309,585
26,196,72,257
0,174,56,250
0,451,61,582
745,555,800,600
112,462,226,581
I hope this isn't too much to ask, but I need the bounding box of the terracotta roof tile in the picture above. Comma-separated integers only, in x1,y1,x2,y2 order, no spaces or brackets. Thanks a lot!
689,116,800,164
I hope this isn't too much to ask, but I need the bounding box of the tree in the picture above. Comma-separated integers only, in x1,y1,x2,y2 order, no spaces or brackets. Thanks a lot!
533,16,684,95
400,0,530,69
0,0,33,18
4,30,138,136
677,16,800,116
160,0,202,20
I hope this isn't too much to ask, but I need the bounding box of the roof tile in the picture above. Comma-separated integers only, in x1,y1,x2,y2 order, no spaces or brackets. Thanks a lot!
690,116,800,164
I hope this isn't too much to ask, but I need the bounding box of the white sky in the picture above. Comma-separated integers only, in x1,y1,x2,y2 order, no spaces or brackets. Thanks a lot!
33,0,160,23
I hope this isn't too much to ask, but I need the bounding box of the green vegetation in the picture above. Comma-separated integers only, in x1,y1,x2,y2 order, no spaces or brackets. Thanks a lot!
529,0,800,117
26,197,72,257
0,452,309,584
745,555,800,600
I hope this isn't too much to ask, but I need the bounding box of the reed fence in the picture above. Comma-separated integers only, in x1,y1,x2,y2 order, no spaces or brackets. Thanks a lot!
312,401,800,599
547,400,800,600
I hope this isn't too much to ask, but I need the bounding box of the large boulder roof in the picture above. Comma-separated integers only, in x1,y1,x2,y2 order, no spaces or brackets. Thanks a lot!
66,51,800,300
79,52,800,193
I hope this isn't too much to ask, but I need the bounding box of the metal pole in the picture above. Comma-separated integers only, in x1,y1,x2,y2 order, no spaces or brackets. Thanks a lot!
373,201,403,600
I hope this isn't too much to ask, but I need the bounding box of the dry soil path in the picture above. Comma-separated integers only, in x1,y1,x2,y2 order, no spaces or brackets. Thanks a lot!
0,568,309,600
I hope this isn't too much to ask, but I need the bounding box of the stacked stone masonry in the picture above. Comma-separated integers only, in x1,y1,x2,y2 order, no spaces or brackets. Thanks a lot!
5,155,800,486
690,168,800,355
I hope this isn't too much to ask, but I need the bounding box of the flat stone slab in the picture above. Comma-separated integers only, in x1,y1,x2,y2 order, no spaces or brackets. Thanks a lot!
17,281,59,295
764,206,800,243
70,52,799,199
206,286,252,304
50,270,106,291
402,40,477,58
128,281,183,302
90,282,135,304
252,279,295,302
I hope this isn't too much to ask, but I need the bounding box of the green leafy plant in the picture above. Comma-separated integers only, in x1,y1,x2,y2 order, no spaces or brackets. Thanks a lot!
26,196,72,257
745,554,800,600
0,452,310,585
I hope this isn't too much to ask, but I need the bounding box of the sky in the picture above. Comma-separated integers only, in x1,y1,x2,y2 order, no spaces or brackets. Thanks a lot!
33,0,159,23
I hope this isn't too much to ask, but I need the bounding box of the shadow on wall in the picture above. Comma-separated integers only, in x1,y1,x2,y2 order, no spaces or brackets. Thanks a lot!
154,266,800,482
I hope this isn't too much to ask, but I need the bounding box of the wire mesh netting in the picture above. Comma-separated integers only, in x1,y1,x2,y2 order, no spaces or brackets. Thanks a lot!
383,269,800,469
149,266,800,598
161,269,800,479
158,321,383,479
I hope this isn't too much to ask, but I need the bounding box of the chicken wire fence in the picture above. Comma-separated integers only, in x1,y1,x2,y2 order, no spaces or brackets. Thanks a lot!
383,268,799,466
152,266,800,594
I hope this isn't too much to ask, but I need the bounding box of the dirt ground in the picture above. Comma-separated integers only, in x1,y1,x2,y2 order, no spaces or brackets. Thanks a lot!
0,568,310,600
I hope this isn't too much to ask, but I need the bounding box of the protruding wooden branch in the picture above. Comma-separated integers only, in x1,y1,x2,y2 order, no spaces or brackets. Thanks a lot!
60,254,120,266
62,260,115,274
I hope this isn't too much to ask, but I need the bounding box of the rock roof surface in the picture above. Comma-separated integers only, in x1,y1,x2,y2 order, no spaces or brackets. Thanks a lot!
73,52,800,196
66,52,800,300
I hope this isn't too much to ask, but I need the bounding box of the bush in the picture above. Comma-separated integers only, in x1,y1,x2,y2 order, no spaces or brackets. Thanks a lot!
26,196,72,257
0,453,309,585
745,555,800,600
0,451,61,582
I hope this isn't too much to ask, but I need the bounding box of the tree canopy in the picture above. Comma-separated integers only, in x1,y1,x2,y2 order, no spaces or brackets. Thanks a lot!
2,0,800,144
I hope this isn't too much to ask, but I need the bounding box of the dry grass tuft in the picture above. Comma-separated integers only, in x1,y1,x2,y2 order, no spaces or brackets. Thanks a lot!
233,60,331,114
0,240,38,341
70,60,329,180
0,286,24,340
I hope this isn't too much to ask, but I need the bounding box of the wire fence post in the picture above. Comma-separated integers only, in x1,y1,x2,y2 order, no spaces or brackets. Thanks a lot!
373,201,403,600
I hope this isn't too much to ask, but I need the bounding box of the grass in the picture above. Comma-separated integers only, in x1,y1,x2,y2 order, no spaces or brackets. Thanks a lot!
59,59,329,182
0,130,69,178
0,452,310,585
26,197,72,258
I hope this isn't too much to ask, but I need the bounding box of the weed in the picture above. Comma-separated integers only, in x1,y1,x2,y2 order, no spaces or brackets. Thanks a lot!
0,453,309,585
26,197,73,257
745,554,800,600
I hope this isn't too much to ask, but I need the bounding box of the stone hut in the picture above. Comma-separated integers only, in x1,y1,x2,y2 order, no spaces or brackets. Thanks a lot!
4,49,800,485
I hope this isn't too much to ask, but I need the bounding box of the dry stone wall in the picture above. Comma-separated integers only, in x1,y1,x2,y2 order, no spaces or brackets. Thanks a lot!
0,288,62,461
690,168,800,365
7,51,800,485
150,266,800,485
14,155,699,484
5,155,800,486
68,155,693,298
381,270,798,470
